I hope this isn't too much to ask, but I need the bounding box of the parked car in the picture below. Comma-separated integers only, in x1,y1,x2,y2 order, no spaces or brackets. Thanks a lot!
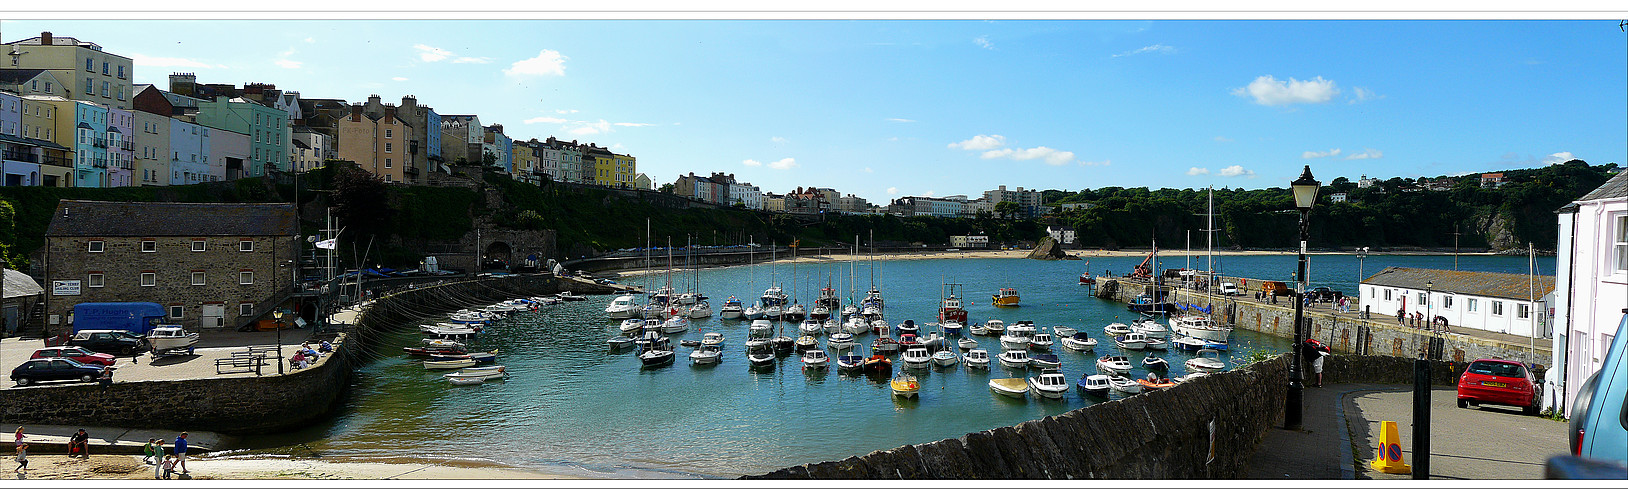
30,346,116,366
1308,287,1343,302
10,358,107,386
66,329,149,355
1571,314,1628,465
1457,358,1542,415
1219,282,1240,296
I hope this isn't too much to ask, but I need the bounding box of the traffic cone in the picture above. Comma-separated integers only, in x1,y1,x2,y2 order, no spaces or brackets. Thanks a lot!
1369,420,1412,474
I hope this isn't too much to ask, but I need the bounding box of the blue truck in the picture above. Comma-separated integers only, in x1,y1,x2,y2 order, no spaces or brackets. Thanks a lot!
71,302,167,335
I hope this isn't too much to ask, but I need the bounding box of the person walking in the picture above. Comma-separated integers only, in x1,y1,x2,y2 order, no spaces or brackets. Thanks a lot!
99,366,114,388
142,439,158,465
152,439,167,479
173,432,189,474
13,427,22,450
12,443,26,472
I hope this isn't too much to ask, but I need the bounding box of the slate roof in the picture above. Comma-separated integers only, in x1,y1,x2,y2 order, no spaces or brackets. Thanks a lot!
3,269,44,300
45,200,296,237
0,69,49,85
1361,266,1555,302
1576,170,1628,203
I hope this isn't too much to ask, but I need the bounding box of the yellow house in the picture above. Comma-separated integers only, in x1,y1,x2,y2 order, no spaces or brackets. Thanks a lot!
585,145,615,187
614,153,636,188
4,31,134,110
511,142,538,182
19,96,77,186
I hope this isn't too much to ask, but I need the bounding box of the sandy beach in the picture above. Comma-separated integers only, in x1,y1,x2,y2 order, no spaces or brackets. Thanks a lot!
1,454,588,481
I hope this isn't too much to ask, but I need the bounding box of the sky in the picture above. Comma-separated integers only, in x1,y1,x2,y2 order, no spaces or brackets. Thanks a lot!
3,16,1624,204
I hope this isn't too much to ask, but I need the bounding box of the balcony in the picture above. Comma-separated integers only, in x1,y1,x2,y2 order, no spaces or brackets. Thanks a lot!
91,138,108,148
42,156,72,167
90,159,107,168
119,140,135,150
3,150,40,163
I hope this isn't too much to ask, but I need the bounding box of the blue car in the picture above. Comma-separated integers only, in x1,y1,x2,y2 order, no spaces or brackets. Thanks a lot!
10,358,106,386
1571,314,1628,467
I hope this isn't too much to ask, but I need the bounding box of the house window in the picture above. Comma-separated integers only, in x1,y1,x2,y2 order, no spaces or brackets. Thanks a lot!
239,303,254,317
1518,303,1531,319
141,240,156,252
191,271,206,286
140,272,156,287
239,240,254,252
1492,301,1504,316
192,240,206,252
85,78,93,95
239,271,254,285
384,142,392,153
87,240,104,252
118,65,125,79
1442,296,1453,310
169,305,184,319
87,273,104,288
1615,214,1628,273
103,61,110,75
102,81,110,98
86,57,94,71
1383,289,1392,301
1417,292,1426,304
385,158,392,169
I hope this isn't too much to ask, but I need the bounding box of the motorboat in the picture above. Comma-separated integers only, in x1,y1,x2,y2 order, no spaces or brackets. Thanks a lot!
800,319,825,335
783,303,808,322
619,318,645,333
872,336,902,355
814,287,841,319
942,321,964,336
991,287,1021,307
701,332,726,347
649,286,676,308
424,358,476,370
748,320,773,339
639,304,667,320
896,319,920,337
1104,322,1133,337
744,302,765,320
688,300,713,319
638,340,676,368
999,333,1031,351
642,318,664,335
1186,349,1226,373
761,286,789,310
801,349,829,369
988,378,1028,399
1114,331,1149,351
1078,374,1112,397
923,334,952,353
901,347,933,370
1128,294,1178,315
1176,372,1209,384
147,325,199,354
827,332,857,349
1028,369,1069,399
418,338,465,349
675,291,702,306
662,314,691,334
969,323,987,336
862,354,893,375
1096,355,1133,375
1143,335,1169,351
958,337,979,350
607,335,636,349
763,304,784,321
1130,317,1171,337
836,349,866,371
1060,330,1098,351
843,315,871,335
870,319,891,337
447,376,484,386
1136,375,1177,392
772,334,797,355
429,350,498,364
720,297,745,319
1142,354,1170,372
1172,335,1210,352
1029,331,1054,351
823,318,841,333
931,349,959,367
1027,353,1061,370
1008,320,1037,337
404,345,467,357
443,365,507,380
998,350,1031,370
747,345,777,369
963,348,991,368
557,291,588,302
606,294,641,319
1108,375,1143,394
634,332,668,352
1079,272,1096,286
796,334,819,352
984,319,1007,336
811,305,832,322
1204,339,1230,351
937,284,969,328
1169,315,1233,343
679,339,701,348
890,373,920,399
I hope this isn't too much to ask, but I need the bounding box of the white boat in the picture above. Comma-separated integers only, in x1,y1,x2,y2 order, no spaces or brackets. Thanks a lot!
998,350,1031,370
1007,320,1037,336
1130,317,1170,337
443,365,507,380
1176,372,1209,383
1059,330,1098,351
1169,315,1233,343
1104,322,1133,336
963,348,991,368
823,318,841,332
557,291,588,302
619,318,645,333
744,302,765,320
688,301,713,319
661,308,690,333
901,347,932,370
1142,354,1170,371
701,332,725,347
843,315,871,335
799,319,825,335
1172,335,1210,351
896,319,920,337
424,358,477,370
958,337,979,350
989,378,1028,399
827,332,857,349
720,297,745,319
811,305,831,322
784,303,808,322
639,304,667,320
1028,369,1069,399
1078,374,1112,396
421,338,465,348
147,325,199,353
984,319,1007,336
1186,349,1226,373
763,304,783,321
1027,353,1061,370
1114,331,1148,351
796,335,819,352
749,319,773,338
642,318,664,334
447,376,484,386
1029,331,1054,351
690,344,723,365
941,321,964,336
801,349,829,369
675,292,701,306
1096,355,1133,375
607,335,636,349
969,324,987,336
999,333,1031,351
870,319,891,336
747,345,776,369
931,349,959,367
1143,335,1169,351
1108,375,1143,394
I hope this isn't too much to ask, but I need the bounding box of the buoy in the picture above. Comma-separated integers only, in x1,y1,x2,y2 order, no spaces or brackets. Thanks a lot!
1369,420,1412,474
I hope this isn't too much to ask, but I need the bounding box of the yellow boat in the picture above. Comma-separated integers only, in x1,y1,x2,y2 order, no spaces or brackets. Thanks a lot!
890,373,920,399
991,288,1021,307
988,378,1028,399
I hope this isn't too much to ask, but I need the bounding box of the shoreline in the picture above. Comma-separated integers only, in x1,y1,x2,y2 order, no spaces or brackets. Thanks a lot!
0,454,602,481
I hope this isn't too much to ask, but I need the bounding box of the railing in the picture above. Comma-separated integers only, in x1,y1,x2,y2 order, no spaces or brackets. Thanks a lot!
42,156,72,167
91,159,107,168
3,150,40,163
119,140,135,150
92,138,108,148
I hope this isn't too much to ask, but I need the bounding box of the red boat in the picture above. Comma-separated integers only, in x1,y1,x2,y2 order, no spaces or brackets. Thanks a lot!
862,354,893,375
937,283,968,325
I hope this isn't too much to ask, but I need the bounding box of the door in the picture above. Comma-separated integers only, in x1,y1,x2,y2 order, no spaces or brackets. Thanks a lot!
3,304,17,332
201,304,226,328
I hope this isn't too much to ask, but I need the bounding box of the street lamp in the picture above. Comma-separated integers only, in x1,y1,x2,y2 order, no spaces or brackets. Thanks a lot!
1426,281,1433,333
273,310,286,375
1286,165,1320,430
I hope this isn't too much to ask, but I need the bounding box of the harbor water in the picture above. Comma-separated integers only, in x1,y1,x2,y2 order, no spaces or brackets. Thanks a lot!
225,254,1551,478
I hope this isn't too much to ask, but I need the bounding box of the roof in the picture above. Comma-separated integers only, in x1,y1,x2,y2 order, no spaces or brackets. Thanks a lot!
1361,267,1555,302
1575,170,1628,203
3,269,44,300
0,69,50,85
1481,173,1505,179
0,133,72,151
45,200,297,238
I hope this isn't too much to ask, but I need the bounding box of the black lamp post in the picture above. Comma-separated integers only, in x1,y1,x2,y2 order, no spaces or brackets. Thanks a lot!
273,310,285,375
1426,281,1433,332
1286,165,1320,430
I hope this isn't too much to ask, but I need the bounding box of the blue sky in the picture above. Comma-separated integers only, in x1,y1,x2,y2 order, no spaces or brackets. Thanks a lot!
3,18,1623,203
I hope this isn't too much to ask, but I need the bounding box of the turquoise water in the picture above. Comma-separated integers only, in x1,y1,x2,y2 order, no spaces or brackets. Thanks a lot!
231,255,1549,478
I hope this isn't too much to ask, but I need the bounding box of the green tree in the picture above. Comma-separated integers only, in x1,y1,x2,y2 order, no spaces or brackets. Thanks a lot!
994,201,1020,220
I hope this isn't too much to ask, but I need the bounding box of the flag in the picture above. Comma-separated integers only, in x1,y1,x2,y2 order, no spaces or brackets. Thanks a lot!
315,238,337,250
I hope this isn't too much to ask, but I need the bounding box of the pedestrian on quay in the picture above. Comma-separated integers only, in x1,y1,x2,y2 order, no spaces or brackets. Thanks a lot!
173,432,189,474
1302,339,1330,387
99,366,114,388
1397,309,1405,325
152,439,167,479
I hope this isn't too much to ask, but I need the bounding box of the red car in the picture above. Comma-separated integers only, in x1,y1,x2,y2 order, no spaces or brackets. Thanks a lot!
31,346,117,367
1457,358,1541,415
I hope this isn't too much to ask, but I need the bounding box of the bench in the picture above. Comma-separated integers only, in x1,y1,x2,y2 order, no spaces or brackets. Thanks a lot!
215,355,265,375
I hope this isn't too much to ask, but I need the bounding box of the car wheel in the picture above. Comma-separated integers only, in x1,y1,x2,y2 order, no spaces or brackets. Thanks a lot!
14,378,29,386
79,374,95,383
121,346,134,355
1457,398,1468,408
1524,402,1540,416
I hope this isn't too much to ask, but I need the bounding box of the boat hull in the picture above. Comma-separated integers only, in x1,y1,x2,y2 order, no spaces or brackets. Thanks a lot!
988,378,1028,399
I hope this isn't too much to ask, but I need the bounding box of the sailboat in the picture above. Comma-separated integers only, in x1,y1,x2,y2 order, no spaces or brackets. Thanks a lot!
744,236,765,320
1170,187,1235,343
684,236,712,319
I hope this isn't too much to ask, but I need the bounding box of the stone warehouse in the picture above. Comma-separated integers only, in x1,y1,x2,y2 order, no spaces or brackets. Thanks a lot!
42,200,298,334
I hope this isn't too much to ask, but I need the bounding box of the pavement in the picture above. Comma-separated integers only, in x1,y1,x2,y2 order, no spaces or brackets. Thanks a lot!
1245,383,1569,480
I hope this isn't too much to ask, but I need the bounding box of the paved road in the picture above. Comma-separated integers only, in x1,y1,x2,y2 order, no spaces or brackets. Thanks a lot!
1348,387,1568,480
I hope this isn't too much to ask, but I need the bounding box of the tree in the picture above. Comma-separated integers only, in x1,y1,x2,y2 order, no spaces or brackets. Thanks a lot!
658,183,675,194
994,201,1020,220
331,165,393,242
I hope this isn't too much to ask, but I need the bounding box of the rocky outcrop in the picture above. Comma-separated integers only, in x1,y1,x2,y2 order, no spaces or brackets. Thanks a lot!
1026,236,1081,260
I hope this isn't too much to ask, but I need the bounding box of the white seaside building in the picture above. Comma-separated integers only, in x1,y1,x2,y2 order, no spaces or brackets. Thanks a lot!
1553,170,1628,416
1359,267,1555,338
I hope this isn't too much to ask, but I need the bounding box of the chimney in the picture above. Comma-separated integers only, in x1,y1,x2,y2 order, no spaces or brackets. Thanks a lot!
41,32,52,45
350,104,362,121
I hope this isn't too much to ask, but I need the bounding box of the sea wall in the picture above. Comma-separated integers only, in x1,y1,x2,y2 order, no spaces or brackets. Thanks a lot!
743,354,1457,479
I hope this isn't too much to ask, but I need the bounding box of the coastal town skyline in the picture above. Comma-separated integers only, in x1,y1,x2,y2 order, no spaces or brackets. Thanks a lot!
2,17,1622,203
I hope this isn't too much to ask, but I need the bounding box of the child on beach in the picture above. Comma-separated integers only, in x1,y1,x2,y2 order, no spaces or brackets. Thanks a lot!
12,443,26,472
161,455,177,479
143,439,158,465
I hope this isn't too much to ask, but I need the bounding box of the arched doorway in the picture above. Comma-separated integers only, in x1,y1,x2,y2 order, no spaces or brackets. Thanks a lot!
484,241,512,270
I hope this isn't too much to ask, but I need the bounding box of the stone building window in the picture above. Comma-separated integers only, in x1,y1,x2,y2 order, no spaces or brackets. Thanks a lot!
191,240,206,252
239,240,254,252
140,272,155,287
87,273,104,288
141,240,156,252
191,271,206,286
87,240,104,252
169,305,184,319
239,271,254,285
239,303,254,317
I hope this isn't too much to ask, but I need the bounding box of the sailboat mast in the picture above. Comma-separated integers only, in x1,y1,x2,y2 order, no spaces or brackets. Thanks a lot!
1206,186,1214,289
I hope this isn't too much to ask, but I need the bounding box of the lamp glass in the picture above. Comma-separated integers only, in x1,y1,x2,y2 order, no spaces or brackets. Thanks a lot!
1291,166,1320,209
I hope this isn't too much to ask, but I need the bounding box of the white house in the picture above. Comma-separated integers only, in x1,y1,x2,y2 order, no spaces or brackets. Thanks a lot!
950,235,989,248
1359,267,1555,338
1552,170,1628,416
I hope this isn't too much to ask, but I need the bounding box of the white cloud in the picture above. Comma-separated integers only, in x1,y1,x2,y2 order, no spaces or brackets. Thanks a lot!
524,116,567,124
1214,136,1233,142
771,137,788,144
922,190,936,197
885,118,915,123
504,49,567,77
1302,148,1341,159
886,187,899,195
863,167,874,173
768,158,798,170
742,159,762,167
1232,75,1339,106
948,134,1005,150
1079,160,1111,167
1346,148,1383,160
1348,86,1383,104
1217,165,1255,177
982,146,1076,165
303,37,315,43
413,44,453,62
1545,152,1577,165
1187,167,1210,176
1112,44,1176,58
391,77,408,81
453,56,493,64
569,119,612,135
556,109,579,114
974,36,994,49
129,53,225,69
614,122,656,127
